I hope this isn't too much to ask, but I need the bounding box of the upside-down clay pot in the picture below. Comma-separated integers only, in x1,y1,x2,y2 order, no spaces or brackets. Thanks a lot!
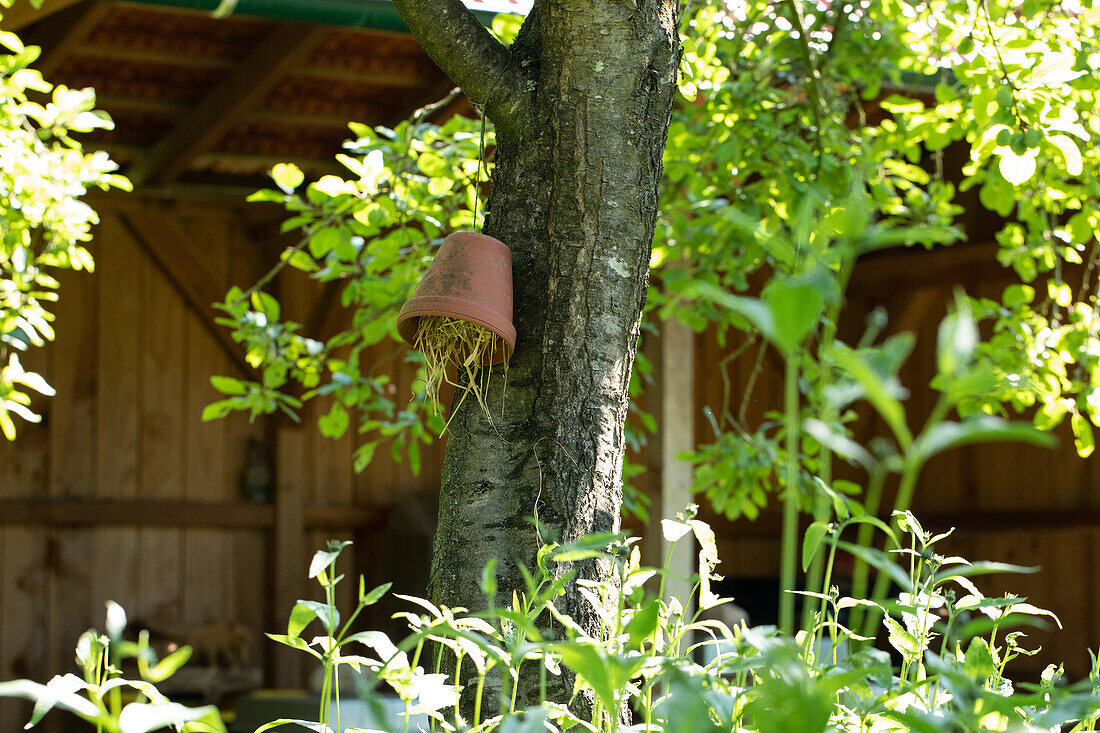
396,232,516,365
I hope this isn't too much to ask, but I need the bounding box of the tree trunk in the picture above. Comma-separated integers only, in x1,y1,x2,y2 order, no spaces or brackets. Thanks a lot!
392,0,680,706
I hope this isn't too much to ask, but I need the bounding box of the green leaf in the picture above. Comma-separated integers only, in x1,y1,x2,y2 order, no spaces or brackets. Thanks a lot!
353,441,378,472
295,600,339,635
624,598,660,647
963,638,995,680
479,557,498,598
762,271,830,354
830,345,913,449
249,290,280,321
210,375,246,396
912,416,1056,465
416,152,447,177
201,400,234,422
309,226,345,258
802,521,829,572
932,560,1038,585
884,616,920,661
998,149,1037,185
551,532,626,562
1003,283,1034,307
309,542,351,579
0,676,100,725
552,643,615,713
271,162,304,192
0,30,25,52
362,581,391,606
1049,134,1083,176
879,94,924,113
689,281,777,345
1004,601,1062,628
287,602,317,639
1072,412,1094,458
846,515,898,548
117,702,223,733
318,402,349,439
803,418,876,471
265,633,321,659
936,303,977,378
253,719,333,733
145,645,193,683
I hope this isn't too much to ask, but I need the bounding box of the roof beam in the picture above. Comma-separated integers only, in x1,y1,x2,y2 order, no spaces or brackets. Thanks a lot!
0,0,84,30
25,0,111,78
119,209,255,377
126,22,329,188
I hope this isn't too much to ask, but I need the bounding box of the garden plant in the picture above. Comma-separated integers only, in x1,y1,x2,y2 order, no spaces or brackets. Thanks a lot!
1,0,1099,729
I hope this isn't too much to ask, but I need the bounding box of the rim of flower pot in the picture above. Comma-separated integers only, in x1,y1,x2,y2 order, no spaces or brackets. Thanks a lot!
397,295,516,366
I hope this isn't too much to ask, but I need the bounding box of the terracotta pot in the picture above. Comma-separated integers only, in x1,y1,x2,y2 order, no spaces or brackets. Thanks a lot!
396,232,516,365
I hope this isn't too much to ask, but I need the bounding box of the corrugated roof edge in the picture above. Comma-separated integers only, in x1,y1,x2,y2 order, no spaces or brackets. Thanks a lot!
123,0,507,32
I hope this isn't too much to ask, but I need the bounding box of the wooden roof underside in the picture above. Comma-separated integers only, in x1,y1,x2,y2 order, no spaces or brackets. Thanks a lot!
12,0,463,192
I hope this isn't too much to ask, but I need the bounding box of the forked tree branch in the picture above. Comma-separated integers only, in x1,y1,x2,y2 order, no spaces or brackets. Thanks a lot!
391,0,530,133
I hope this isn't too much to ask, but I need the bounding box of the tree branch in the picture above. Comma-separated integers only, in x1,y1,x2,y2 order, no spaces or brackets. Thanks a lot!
391,0,529,133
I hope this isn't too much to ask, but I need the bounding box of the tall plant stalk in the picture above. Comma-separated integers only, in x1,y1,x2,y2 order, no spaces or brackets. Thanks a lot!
779,352,802,636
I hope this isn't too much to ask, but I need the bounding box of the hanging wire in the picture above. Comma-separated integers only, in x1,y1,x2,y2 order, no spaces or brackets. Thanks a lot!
473,109,488,229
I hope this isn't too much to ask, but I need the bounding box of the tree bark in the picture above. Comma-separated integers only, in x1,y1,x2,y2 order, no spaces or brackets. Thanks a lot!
392,0,681,706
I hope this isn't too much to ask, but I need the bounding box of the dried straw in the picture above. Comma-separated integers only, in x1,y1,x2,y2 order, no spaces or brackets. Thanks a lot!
414,315,508,432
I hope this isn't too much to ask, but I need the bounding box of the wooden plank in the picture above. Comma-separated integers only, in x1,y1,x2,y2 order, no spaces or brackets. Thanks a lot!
79,336,141,704
48,267,98,498
42,257,98,693
224,216,274,672
0,498,384,528
0,498,274,527
87,527,141,634
95,212,142,499
0,530,46,730
273,425,308,688
44,528,94,683
0,349,49,498
314,400,354,508
120,210,253,377
0,0,85,31
88,214,141,642
848,241,1004,297
26,1,111,78
138,240,186,624
70,41,235,69
229,530,267,671
660,317,696,604
293,65,436,89
126,23,330,187
180,216,233,632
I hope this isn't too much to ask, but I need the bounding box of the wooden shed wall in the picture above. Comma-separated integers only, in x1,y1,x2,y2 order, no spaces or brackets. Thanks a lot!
0,193,445,729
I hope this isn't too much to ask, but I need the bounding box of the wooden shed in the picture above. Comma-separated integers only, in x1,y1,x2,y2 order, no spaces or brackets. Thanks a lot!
0,1,1096,729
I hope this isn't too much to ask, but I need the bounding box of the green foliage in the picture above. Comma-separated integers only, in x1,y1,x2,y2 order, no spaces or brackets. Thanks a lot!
0,20,128,439
246,517,1100,733
672,1,1098,567
264,540,394,733
207,113,488,471
0,602,223,732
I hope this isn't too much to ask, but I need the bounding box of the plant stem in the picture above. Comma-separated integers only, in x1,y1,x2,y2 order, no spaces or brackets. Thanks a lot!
509,660,520,714
859,458,921,639
858,397,951,638
802,261,851,631
847,464,888,635
779,352,801,636
474,672,485,727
